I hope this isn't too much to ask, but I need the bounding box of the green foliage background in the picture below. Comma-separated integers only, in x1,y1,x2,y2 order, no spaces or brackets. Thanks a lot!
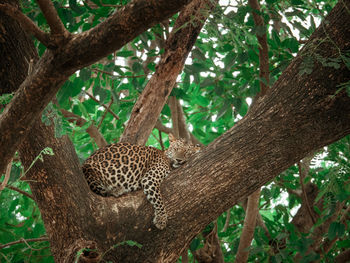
1,0,349,262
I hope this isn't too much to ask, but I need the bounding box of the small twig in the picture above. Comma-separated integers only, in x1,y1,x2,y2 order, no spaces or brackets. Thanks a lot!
0,4,50,46
222,208,231,232
0,157,13,192
61,109,107,148
36,0,68,36
85,92,120,121
6,185,34,200
248,0,269,97
91,68,146,79
298,162,316,224
98,98,113,129
181,249,188,263
0,236,49,250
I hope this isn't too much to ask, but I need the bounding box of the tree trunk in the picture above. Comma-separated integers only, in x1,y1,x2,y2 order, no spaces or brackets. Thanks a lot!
1,1,350,262
0,0,37,95
0,0,193,174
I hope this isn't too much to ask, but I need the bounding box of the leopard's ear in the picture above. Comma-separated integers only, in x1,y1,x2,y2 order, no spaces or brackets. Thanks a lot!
168,133,176,143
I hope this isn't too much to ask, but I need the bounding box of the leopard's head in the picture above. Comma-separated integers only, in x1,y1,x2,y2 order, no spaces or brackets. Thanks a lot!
165,134,201,168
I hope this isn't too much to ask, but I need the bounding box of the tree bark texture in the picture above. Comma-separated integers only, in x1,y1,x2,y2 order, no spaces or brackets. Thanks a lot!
120,0,215,145
0,0,37,95
0,0,193,174
1,0,350,262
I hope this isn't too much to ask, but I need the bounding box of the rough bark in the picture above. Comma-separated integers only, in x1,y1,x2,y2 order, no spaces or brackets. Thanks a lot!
0,0,193,174
1,1,350,262
0,0,37,95
120,0,215,145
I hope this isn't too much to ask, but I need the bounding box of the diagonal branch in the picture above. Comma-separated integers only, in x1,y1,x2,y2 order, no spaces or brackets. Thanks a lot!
0,3,50,46
120,0,216,145
298,161,316,224
235,189,261,262
85,92,120,121
36,0,69,37
6,185,34,200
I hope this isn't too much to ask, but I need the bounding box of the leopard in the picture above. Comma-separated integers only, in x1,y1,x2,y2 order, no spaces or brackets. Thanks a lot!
82,134,201,230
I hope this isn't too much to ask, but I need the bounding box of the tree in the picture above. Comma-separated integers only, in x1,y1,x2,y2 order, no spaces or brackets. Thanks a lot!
0,0,349,262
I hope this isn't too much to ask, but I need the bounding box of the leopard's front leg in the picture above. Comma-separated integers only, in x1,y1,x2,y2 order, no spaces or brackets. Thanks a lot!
141,170,168,230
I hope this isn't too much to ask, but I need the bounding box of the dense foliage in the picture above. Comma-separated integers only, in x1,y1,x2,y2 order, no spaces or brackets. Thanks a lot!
1,0,349,262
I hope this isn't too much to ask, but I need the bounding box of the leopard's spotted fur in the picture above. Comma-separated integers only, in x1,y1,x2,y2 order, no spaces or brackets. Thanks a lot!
82,134,200,229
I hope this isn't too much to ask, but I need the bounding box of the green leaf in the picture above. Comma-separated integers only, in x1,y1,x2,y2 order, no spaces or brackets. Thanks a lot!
299,56,314,76
69,0,85,15
337,240,350,248
282,38,299,53
192,48,206,61
132,62,143,73
190,238,200,251
328,222,345,240
9,164,22,183
116,50,135,57
291,0,304,5
80,68,91,82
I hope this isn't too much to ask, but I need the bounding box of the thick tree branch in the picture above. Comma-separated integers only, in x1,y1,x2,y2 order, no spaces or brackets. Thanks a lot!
0,3,50,46
335,248,350,263
120,0,216,145
0,0,193,174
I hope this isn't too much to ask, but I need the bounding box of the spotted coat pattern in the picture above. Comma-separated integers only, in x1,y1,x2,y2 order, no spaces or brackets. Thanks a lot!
82,134,200,229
